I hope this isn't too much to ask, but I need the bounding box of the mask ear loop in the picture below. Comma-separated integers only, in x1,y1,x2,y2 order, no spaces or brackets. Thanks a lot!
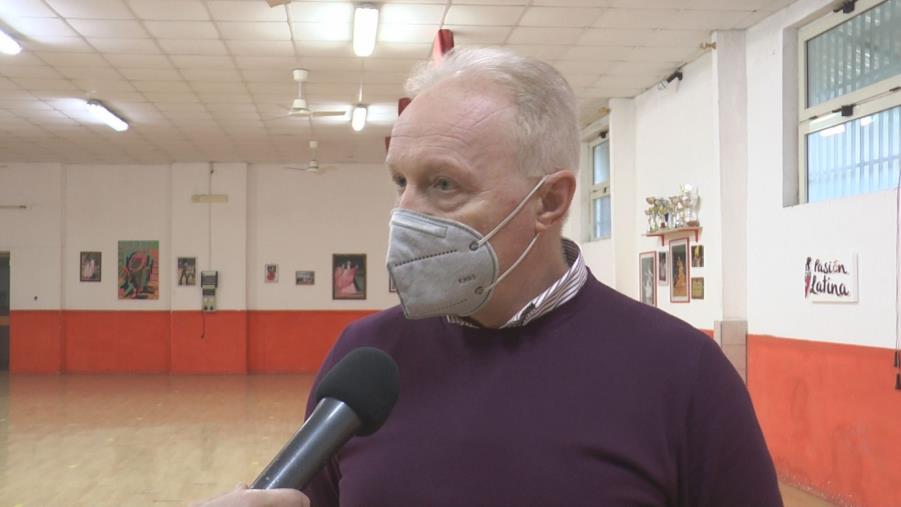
469,175,549,252
470,175,549,296
475,232,541,295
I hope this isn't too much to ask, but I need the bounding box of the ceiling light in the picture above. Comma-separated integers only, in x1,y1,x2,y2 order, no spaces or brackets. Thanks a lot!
353,4,379,57
352,105,368,132
86,100,129,132
0,28,22,55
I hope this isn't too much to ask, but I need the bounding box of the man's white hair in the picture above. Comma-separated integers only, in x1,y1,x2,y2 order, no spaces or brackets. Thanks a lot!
405,47,580,177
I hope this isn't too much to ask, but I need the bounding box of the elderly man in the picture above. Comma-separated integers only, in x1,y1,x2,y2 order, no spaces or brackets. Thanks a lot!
196,47,782,507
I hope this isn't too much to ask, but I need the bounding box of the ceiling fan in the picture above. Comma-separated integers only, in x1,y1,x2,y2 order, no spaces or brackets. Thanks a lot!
284,140,337,175
289,69,346,119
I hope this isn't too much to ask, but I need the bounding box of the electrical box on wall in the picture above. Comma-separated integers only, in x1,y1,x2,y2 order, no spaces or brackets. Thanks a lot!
201,270,218,312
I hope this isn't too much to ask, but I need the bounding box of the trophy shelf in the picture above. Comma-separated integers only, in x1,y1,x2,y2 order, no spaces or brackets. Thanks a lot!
643,226,703,246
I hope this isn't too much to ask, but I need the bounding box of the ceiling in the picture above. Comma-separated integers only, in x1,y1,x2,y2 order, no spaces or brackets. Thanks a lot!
0,0,794,165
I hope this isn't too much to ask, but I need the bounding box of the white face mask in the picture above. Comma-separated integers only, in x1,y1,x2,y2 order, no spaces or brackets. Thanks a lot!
386,176,547,320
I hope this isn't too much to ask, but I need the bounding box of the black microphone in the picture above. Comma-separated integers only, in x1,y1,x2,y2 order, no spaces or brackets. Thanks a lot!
250,347,400,491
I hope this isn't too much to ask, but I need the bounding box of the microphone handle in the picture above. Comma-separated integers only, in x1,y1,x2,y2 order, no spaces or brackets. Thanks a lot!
250,397,361,490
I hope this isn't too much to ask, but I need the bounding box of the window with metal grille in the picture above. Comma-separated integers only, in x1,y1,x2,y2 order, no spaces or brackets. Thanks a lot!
799,0,901,203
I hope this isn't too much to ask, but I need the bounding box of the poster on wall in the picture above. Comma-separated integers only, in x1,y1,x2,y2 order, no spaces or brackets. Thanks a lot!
803,254,858,303
177,257,196,286
691,277,705,300
639,252,657,306
80,251,101,282
118,241,159,300
657,251,668,285
296,270,315,285
265,264,279,283
333,253,366,300
669,237,690,303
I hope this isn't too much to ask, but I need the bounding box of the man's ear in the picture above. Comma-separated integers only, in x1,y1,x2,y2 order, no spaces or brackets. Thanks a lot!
535,170,576,232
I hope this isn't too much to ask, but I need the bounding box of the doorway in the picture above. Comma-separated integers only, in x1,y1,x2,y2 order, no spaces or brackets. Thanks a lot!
0,253,8,371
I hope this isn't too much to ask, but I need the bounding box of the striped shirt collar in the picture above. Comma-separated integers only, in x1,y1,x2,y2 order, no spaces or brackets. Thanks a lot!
447,238,588,329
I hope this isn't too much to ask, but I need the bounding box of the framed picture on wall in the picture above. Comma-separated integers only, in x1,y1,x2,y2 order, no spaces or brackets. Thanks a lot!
669,237,690,303
118,240,159,300
296,270,315,286
333,253,366,300
691,244,705,268
80,251,102,282
177,257,196,286
657,251,668,285
264,264,279,283
638,251,657,307
691,277,705,300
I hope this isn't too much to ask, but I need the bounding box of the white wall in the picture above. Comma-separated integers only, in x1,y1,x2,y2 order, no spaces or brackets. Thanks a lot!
0,163,62,310
0,161,399,313
64,164,171,310
633,52,723,329
247,163,398,310
170,162,247,311
745,0,896,348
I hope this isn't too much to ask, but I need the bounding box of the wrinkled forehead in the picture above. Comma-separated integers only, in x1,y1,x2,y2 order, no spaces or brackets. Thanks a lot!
387,78,518,166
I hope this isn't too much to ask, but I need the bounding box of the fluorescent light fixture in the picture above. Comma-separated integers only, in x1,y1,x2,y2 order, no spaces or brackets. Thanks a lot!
353,4,379,57
86,99,128,132
819,124,846,138
351,104,368,131
0,28,22,55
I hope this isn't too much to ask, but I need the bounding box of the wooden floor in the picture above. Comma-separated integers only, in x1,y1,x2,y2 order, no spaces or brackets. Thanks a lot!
0,374,837,507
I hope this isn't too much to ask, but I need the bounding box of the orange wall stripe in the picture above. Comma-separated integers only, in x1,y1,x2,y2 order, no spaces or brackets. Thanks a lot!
10,310,62,373
748,334,901,507
170,311,248,374
63,311,170,373
248,310,376,373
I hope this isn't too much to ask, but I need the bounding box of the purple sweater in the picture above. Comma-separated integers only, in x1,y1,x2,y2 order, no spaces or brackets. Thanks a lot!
304,274,782,507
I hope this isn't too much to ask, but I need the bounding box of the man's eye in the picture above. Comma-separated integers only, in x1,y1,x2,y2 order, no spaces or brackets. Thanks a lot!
434,178,453,191
394,176,407,189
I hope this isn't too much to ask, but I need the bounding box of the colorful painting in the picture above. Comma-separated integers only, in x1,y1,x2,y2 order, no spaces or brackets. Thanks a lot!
118,241,159,300
691,244,705,268
691,277,705,300
265,264,279,283
639,251,657,306
333,253,366,300
177,257,196,286
296,270,315,286
80,251,101,282
669,237,690,303
657,251,668,285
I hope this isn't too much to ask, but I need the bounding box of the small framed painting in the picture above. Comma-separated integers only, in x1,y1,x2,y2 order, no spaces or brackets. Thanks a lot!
691,277,705,300
264,264,279,283
669,237,691,303
333,254,366,300
80,251,102,282
691,244,704,268
177,257,196,286
657,251,668,285
295,270,315,286
639,251,657,307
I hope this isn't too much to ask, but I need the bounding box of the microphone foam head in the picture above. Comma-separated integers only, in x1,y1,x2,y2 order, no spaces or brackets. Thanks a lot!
314,347,400,436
